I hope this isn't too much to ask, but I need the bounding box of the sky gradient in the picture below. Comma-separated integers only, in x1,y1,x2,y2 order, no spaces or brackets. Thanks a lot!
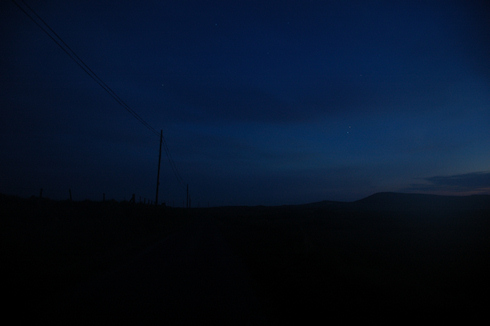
1,0,490,206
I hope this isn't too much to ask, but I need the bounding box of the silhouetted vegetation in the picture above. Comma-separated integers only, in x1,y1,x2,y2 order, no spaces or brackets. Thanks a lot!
1,194,190,321
2,193,489,323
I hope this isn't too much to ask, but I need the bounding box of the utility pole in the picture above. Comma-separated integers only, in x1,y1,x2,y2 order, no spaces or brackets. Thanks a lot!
155,130,163,206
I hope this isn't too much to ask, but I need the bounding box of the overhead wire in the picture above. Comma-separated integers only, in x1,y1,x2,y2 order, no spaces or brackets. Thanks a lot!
162,136,186,189
12,0,187,191
12,0,159,136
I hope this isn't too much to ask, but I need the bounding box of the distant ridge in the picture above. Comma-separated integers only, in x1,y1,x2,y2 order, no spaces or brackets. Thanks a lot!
351,192,490,211
297,200,346,208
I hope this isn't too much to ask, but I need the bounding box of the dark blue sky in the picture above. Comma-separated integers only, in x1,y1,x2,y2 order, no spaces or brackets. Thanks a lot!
1,0,490,206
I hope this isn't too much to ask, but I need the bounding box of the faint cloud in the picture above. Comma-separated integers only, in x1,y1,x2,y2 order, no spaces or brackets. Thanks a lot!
404,171,490,195
163,80,299,123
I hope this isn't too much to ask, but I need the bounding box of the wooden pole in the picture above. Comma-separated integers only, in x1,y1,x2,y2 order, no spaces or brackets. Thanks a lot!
155,130,163,206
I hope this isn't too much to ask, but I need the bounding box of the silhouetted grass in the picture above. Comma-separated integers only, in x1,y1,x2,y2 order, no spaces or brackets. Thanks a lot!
2,193,489,323
211,204,490,321
1,194,191,319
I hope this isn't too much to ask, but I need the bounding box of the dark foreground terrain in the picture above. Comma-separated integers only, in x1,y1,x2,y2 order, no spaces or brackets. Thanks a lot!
2,193,490,323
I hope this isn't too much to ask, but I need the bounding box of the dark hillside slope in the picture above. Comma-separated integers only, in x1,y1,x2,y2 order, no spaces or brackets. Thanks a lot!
214,194,490,321
3,193,490,323
1,194,191,323
351,192,490,211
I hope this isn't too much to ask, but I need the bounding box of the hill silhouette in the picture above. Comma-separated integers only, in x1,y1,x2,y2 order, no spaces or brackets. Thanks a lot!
352,192,490,211
303,192,490,211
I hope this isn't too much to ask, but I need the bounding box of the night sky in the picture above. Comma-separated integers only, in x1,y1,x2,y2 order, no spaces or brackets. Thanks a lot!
1,0,490,206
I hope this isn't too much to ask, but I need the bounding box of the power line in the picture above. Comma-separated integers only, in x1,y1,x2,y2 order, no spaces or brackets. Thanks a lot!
162,136,186,190
12,0,188,190
12,0,158,136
